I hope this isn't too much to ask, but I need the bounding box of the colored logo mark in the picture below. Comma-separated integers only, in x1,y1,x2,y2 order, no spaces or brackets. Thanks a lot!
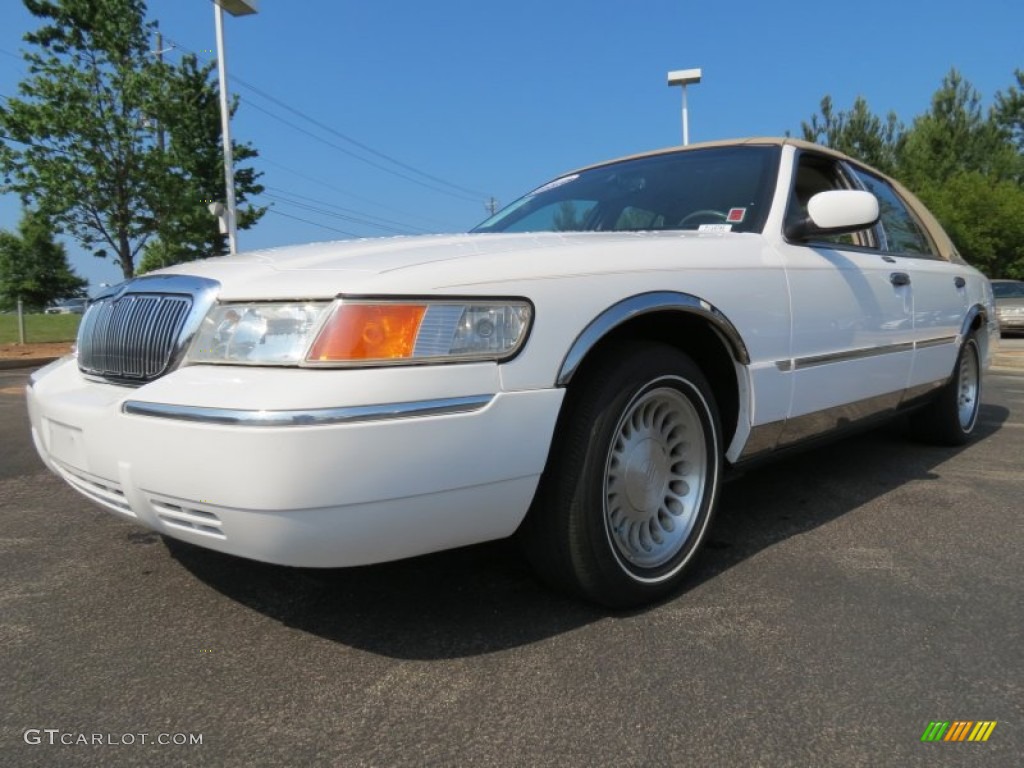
921,721,997,742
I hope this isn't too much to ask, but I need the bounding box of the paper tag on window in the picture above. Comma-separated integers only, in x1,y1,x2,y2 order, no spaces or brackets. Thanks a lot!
698,223,732,233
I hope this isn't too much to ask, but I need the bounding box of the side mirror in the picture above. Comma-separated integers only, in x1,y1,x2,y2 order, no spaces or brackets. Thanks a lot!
785,190,880,241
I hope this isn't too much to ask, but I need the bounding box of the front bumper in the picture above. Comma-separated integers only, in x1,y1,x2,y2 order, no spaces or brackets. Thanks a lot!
27,357,563,567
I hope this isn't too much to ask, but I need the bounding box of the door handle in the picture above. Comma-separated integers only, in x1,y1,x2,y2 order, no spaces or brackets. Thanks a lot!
890,272,911,287
954,276,966,289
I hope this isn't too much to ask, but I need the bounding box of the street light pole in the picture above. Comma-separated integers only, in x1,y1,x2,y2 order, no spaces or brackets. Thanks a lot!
213,4,238,254
667,68,702,146
212,1,258,254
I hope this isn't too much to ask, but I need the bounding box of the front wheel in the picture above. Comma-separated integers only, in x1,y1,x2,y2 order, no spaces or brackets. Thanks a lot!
521,342,722,608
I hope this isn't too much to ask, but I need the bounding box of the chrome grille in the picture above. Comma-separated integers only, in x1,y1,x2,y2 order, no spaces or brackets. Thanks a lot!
78,293,192,382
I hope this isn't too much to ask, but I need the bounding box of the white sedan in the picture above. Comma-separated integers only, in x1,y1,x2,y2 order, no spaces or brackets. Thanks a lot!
26,138,998,607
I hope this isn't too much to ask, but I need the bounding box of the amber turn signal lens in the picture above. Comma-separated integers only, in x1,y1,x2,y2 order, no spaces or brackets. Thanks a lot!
308,304,427,361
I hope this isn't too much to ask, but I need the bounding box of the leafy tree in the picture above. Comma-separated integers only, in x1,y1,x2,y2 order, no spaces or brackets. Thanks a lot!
797,69,1024,278
899,69,1018,189
993,69,1024,156
800,95,904,175
139,53,264,273
0,0,263,281
0,209,87,310
919,172,1024,278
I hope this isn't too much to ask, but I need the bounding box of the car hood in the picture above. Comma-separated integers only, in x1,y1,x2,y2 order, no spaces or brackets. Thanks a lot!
152,231,764,300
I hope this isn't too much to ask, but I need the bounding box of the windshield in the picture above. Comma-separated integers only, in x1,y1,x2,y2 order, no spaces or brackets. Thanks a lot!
473,145,780,235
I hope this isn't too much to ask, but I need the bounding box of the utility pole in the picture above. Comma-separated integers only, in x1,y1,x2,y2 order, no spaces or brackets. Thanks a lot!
485,197,500,217
154,31,166,153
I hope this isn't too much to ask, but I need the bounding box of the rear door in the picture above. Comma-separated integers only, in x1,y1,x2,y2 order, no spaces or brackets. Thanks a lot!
846,166,964,393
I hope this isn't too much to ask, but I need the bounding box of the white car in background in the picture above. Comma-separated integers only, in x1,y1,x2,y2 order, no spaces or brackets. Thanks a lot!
44,297,89,314
26,138,997,607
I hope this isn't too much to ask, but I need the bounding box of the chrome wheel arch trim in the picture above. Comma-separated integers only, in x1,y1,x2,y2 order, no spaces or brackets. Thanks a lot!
555,291,751,388
959,303,988,340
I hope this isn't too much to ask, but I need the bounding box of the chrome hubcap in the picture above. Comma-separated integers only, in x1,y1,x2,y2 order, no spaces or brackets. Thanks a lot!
605,384,706,569
958,342,979,430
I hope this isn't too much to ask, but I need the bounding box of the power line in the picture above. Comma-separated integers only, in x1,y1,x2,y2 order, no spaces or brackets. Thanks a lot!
260,157,458,231
161,35,488,201
0,124,425,236
257,190,415,235
263,185,430,233
240,98,481,204
263,207,360,238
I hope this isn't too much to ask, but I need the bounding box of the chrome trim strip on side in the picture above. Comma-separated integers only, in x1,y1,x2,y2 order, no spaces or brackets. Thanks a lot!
556,291,750,386
122,394,495,427
772,335,959,372
791,342,914,370
915,335,958,349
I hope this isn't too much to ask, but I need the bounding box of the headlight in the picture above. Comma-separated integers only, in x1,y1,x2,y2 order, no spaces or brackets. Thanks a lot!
187,302,334,365
186,298,532,366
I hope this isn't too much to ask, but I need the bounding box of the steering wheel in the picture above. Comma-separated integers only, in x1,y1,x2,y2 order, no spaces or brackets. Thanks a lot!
678,209,728,228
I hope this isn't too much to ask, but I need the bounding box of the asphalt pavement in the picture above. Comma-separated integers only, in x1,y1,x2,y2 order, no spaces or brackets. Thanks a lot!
0,364,1021,767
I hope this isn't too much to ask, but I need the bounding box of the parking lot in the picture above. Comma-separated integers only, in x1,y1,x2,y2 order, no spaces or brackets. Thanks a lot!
1,358,1021,767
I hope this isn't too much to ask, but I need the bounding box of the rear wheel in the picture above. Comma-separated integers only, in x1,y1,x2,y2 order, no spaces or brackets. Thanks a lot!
910,333,982,446
521,342,722,608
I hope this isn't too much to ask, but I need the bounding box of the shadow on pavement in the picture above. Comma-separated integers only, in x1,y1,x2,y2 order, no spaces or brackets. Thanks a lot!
166,402,1010,660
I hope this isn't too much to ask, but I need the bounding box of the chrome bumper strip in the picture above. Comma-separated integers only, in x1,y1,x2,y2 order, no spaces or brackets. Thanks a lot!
122,394,494,427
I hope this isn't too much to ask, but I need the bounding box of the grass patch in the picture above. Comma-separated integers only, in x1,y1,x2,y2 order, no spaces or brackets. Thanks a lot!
0,312,81,344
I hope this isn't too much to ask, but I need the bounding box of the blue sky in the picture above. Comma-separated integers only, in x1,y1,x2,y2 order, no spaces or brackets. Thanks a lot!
1,0,1022,292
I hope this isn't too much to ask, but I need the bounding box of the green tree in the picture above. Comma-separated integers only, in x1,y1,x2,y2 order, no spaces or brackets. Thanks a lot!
139,53,264,273
797,70,1024,277
0,209,87,310
800,95,904,175
0,0,263,280
993,68,1024,156
899,69,1019,188
919,172,1024,278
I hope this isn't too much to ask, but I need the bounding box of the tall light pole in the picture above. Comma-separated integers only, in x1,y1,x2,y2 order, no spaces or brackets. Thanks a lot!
213,0,258,254
667,68,702,146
